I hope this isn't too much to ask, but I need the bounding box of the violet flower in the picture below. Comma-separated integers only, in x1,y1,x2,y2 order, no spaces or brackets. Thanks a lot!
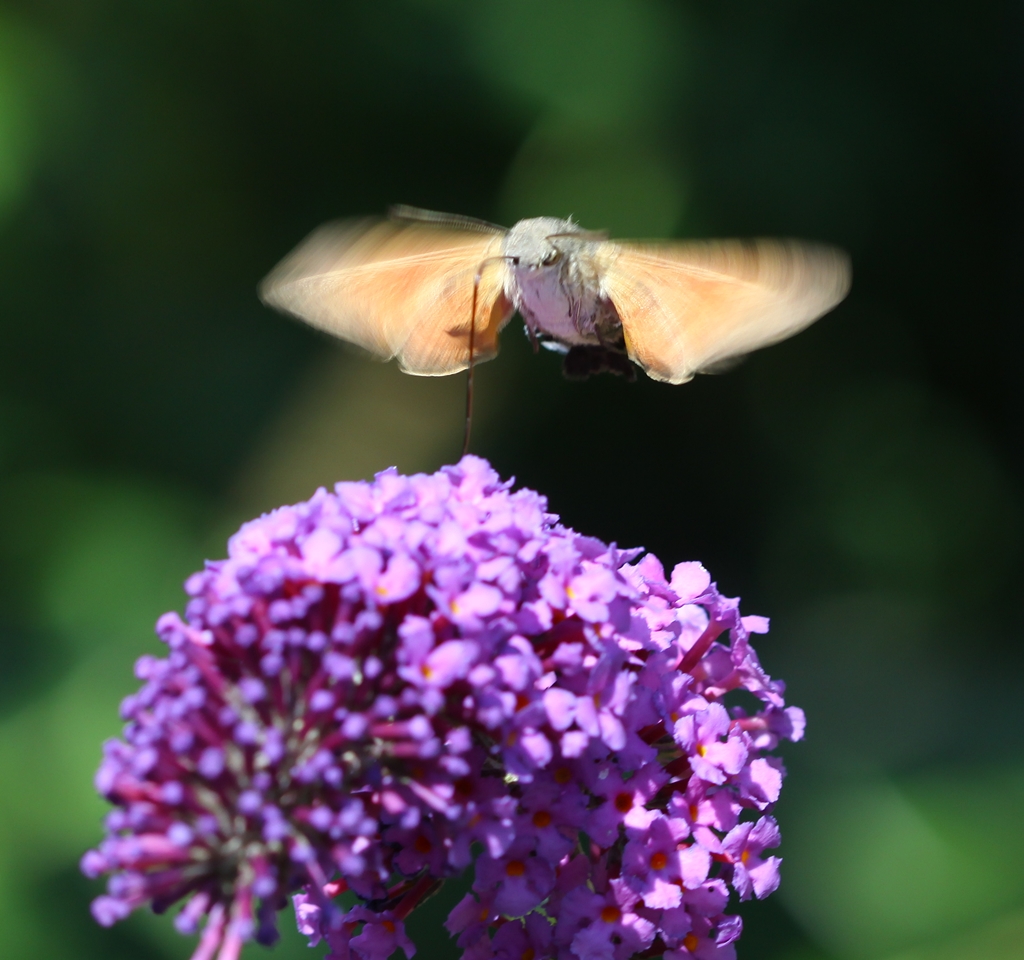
83,456,803,960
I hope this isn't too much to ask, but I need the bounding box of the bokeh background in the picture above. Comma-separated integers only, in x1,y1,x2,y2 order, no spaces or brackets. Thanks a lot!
0,1,1022,958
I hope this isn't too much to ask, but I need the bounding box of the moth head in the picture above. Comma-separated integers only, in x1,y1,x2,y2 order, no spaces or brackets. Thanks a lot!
503,217,581,272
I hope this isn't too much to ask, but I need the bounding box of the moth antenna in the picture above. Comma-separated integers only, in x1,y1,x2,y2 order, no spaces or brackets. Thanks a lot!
544,228,609,242
389,205,507,235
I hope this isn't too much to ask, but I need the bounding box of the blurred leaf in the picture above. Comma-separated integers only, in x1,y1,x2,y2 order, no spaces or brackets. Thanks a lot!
0,647,175,957
0,471,205,958
24,864,175,960
815,383,1019,589
464,0,683,124
758,380,1021,601
0,617,63,720
880,906,1024,960
498,117,686,237
0,472,203,657
770,594,965,769
781,766,1024,958
0,396,67,474
0,10,72,220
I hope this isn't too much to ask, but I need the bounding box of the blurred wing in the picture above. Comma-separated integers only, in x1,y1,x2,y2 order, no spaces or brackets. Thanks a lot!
598,239,851,383
260,219,514,376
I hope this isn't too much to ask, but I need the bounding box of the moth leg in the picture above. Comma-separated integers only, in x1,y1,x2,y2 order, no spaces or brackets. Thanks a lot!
521,312,542,353
569,295,584,333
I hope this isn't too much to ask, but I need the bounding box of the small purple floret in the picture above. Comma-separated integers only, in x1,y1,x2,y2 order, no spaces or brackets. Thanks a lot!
84,456,803,960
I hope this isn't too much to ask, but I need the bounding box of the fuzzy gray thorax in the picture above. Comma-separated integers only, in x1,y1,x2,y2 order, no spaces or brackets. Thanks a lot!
501,217,620,348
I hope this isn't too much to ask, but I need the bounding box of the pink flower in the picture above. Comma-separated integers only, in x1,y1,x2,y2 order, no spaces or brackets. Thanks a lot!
722,816,783,900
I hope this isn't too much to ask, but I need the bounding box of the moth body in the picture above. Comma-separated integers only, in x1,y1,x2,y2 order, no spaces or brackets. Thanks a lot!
502,217,605,346
501,217,631,380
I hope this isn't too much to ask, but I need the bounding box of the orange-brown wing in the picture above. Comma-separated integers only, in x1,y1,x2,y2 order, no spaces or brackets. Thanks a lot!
597,239,851,383
259,219,514,376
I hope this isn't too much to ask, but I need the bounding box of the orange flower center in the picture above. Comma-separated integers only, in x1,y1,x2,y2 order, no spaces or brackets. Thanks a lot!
506,860,527,877
600,906,621,924
532,810,553,828
683,934,699,952
650,851,668,871
614,792,633,813
414,835,432,854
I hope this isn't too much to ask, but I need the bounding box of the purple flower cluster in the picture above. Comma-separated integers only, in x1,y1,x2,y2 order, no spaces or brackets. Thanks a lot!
83,457,803,960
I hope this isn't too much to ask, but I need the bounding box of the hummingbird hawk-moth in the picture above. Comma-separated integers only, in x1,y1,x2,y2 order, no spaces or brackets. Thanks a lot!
260,205,850,388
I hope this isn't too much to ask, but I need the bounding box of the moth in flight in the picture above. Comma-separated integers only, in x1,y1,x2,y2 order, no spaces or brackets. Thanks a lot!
260,206,850,388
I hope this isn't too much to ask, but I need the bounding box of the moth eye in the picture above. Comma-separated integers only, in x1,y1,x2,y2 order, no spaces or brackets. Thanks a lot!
541,248,562,266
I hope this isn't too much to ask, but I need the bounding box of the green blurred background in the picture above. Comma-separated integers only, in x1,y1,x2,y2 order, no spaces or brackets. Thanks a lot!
0,1,1021,958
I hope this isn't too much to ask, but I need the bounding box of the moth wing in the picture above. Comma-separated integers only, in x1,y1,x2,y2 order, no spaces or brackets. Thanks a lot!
598,239,851,383
260,219,514,376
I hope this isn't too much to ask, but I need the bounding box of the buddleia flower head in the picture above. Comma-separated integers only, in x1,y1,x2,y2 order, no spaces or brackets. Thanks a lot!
83,456,804,960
